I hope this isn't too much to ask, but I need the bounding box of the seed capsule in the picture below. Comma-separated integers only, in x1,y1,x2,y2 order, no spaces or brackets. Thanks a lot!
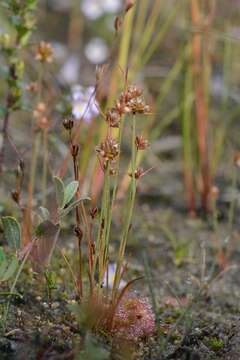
63,117,74,130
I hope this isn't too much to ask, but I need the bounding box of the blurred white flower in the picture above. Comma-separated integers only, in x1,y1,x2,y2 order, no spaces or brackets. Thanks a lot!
59,55,80,85
103,263,127,289
81,0,122,20
52,42,68,62
84,37,108,64
81,0,104,20
102,0,122,13
71,85,99,123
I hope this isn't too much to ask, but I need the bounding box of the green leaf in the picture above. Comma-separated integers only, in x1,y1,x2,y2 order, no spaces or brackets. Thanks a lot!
26,0,38,10
33,220,60,268
39,207,50,221
174,242,189,267
1,256,18,282
63,181,79,207
53,176,65,209
0,260,8,279
19,29,32,47
59,197,91,218
78,334,110,360
0,105,7,118
2,216,21,250
0,247,6,262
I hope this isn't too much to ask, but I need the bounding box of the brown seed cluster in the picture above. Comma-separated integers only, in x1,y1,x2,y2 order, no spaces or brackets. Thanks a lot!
63,116,74,131
96,138,119,161
118,85,150,115
96,136,120,175
135,135,149,150
105,84,150,128
26,82,38,93
33,102,50,130
105,108,121,128
97,84,150,174
35,41,54,63
133,167,144,179
234,152,240,168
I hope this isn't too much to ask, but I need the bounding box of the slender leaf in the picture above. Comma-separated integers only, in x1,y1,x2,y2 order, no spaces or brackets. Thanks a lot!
59,197,91,218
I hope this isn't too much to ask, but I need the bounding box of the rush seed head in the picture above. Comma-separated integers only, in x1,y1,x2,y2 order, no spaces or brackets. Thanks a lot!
26,82,38,93
63,116,74,131
210,185,219,199
33,102,46,118
119,85,150,115
96,137,120,162
35,41,54,63
33,102,50,130
128,97,150,114
135,135,149,150
234,152,240,168
129,167,145,179
90,207,98,219
106,108,121,128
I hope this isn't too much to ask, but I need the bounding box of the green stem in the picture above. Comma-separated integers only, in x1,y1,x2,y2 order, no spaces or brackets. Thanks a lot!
29,132,41,204
228,164,237,231
104,120,125,267
94,163,111,292
112,115,137,298
41,129,48,207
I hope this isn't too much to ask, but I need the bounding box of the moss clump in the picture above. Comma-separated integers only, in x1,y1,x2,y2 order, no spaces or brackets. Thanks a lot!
205,336,224,351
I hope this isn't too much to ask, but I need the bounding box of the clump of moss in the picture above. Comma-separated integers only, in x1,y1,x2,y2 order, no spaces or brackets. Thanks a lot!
205,336,224,351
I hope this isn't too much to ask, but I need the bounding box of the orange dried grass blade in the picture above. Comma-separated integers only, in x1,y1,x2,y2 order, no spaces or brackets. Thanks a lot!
190,0,215,212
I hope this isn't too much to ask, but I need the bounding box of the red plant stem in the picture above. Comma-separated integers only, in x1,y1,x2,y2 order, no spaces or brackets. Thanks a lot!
0,109,10,173
184,169,196,216
191,0,211,212
81,202,94,295
70,132,83,300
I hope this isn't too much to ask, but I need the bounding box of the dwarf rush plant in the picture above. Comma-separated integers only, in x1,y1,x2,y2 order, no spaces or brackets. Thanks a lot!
61,78,154,340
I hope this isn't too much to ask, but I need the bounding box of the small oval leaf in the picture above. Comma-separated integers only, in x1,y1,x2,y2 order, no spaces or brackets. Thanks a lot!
53,176,65,209
64,181,79,207
39,207,50,221
1,256,19,282
32,220,60,271
2,216,21,250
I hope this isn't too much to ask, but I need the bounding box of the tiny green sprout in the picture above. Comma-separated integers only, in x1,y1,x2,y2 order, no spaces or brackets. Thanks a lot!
44,270,57,291
44,270,57,305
